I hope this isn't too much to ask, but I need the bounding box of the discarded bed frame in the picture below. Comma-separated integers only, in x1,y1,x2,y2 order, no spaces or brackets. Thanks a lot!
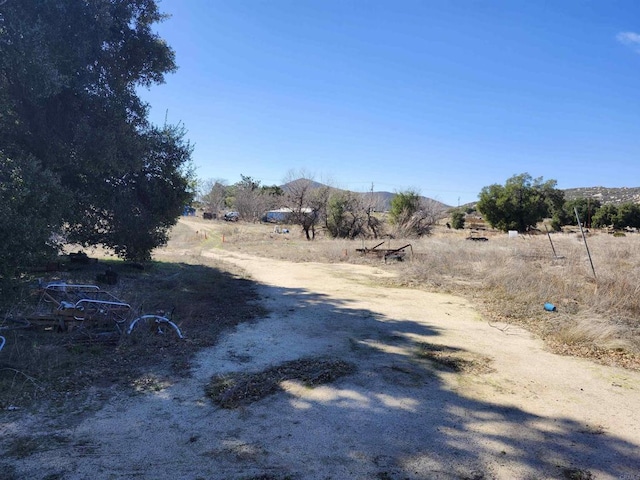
356,241,413,263
26,282,184,339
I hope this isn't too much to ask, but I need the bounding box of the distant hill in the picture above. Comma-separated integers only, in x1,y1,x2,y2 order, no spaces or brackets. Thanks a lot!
281,180,640,210
281,179,451,212
562,186,640,205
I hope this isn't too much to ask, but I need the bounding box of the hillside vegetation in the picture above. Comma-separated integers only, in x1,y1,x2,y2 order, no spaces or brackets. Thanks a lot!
560,186,640,205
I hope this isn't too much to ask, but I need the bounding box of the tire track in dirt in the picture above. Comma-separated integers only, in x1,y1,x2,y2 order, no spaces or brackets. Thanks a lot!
3,244,640,479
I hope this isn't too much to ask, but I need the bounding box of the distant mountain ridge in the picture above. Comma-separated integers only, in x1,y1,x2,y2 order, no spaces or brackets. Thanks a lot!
282,180,640,210
562,186,640,205
281,179,451,211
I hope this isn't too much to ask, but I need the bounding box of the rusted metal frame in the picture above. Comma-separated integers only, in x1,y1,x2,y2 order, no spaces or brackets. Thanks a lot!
355,241,386,254
383,243,413,263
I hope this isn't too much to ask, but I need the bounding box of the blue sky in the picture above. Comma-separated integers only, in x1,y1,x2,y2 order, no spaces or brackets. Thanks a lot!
139,0,640,206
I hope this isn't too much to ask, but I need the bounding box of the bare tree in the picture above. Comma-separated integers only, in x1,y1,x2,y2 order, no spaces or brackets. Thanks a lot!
283,171,328,240
230,175,283,222
326,184,390,239
363,184,387,239
233,175,266,222
199,179,228,216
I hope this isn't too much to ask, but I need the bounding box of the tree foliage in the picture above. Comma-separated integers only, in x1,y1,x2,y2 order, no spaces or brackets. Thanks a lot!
591,204,618,229
389,190,436,237
615,203,640,229
450,210,465,230
0,0,193,269
0,154,69,282
591,203,640,229
325,192,368,239
477,174,564,232
550,197,601,230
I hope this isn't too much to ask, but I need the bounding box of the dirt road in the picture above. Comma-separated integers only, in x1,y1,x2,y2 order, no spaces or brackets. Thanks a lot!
3,244,640,479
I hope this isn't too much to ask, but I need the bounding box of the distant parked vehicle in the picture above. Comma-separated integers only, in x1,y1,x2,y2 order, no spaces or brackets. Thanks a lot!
224,211,239,222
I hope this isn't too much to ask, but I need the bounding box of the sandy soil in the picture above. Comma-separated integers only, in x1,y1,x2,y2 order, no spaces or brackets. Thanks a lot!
2,236,640,479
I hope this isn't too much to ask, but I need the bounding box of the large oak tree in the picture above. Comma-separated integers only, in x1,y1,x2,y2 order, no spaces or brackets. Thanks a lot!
0,0,193,280
477,173,564,232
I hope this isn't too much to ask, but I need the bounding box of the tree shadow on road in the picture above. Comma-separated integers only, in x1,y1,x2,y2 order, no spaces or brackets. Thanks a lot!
192,280,640,479
2,270,639,480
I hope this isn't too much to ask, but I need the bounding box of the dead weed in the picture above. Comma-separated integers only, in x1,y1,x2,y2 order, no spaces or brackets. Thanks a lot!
415,343,494,375
206,357,356,408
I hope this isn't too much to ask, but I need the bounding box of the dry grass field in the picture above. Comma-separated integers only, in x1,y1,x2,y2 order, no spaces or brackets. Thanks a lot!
191,217,640,371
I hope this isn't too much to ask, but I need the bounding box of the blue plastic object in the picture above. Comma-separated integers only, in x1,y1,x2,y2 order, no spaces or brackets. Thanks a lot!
544,302,557,312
